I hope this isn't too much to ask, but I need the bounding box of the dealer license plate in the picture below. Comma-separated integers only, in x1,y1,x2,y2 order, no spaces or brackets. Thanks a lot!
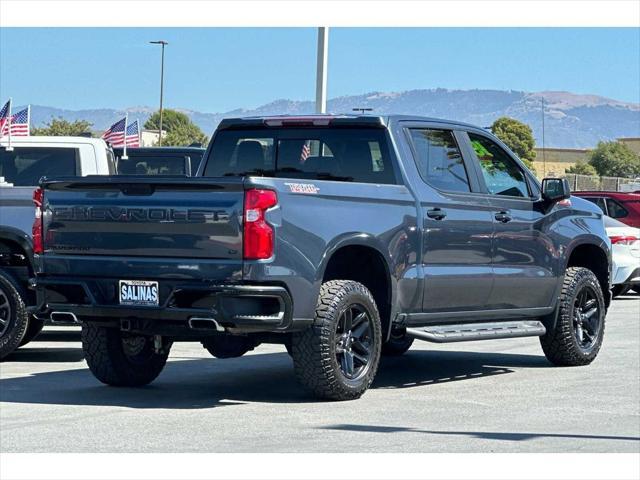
119,280,159,306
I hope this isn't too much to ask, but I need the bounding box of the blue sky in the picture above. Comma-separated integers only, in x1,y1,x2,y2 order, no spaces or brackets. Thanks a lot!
1,28,638,112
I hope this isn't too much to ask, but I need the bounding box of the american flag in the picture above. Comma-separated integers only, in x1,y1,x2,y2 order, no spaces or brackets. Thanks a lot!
125,120,140,147
0,100,9,136
102,117,127,146
2,107,30,136
300,141,311,163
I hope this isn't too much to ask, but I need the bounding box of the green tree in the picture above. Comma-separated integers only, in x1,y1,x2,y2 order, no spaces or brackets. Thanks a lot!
490,117,536,169
588,141,640,177
565,161,597,176
144,109,208,146
32,118,93,136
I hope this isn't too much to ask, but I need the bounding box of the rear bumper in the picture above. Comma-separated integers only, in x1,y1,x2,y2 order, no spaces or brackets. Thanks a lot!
30,277,309,335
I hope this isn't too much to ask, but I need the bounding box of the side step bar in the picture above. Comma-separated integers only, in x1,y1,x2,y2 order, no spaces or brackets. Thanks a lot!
406,321,546,343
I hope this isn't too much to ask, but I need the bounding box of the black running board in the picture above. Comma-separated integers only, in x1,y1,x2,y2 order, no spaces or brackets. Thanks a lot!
406,321,546,343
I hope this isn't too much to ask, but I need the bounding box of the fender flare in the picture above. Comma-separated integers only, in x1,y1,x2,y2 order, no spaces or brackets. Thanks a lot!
316,233,397,340
0,227,34,273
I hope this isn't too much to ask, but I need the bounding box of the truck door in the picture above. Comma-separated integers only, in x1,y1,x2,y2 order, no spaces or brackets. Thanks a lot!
403,126,495,313
464,132,557,310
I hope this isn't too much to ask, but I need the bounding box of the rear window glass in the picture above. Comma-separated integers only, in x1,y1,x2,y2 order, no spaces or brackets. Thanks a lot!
203,128,397,184
117,155,191,175
606,198,628,218
0,147,78,186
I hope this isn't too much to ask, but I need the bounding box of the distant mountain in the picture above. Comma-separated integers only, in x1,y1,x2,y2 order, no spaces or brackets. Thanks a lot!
26,89,640,148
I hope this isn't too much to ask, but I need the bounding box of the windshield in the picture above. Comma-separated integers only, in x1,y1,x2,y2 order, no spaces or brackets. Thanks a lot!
203,128,397,184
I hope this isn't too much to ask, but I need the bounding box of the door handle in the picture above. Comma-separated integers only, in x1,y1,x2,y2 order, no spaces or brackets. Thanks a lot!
494,211,512,223
427,208,447,220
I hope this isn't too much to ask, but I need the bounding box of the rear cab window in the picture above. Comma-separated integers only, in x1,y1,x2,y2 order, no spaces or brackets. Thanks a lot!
203,128,398,184
0,147,79,186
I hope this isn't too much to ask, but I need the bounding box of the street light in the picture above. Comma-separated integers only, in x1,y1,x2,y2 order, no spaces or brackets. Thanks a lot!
150,40,168,146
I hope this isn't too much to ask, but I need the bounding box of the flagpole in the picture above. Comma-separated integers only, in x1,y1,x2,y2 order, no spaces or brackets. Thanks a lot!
122,114,128,160
6,98,13,151
26,105,31,136
137,118,141,147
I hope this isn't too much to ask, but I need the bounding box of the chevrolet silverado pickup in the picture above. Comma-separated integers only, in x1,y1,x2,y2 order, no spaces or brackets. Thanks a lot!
31,115,611,400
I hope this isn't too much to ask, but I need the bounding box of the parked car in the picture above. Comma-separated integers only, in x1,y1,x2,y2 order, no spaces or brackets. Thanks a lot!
604,215,640,297
113,147,205,176
0,135,115,359
31,115,611,400
573,191,640,228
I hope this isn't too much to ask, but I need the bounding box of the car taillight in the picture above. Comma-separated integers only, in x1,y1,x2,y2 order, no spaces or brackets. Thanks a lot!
243,189,277,260
32,187,44,254
609,235,639,245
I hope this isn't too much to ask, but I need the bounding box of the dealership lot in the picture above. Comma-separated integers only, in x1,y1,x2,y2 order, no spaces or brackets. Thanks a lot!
1,294,638,453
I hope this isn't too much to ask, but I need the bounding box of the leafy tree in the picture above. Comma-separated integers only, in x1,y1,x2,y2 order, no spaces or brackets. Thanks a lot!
588,141,640,178
144,109,208,146
490,117,536,169
565,161,597,176
32,118,93,136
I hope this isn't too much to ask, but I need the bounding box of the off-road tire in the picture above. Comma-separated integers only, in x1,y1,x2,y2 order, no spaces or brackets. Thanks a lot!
19,317,46,347
0,270,29,360
540,267,605,366
291,280,382,401
381,327,414,356
202,334,257,359
82,323,169,386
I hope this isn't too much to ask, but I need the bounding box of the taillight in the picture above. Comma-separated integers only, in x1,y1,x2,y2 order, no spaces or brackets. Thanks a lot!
243,189,277,260
32,187,44,254
609,235,639,246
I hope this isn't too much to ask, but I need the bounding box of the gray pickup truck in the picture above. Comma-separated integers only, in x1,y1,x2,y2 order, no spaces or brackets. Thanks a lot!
31,115,611,400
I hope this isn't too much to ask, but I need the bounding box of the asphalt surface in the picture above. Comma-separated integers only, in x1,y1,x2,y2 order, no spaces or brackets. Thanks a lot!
1,294,639,453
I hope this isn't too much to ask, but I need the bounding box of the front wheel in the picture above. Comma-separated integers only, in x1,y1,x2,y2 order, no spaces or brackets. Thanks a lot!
291,280,382,401
541,267,606,366
82,323,169,386
19,317,46,347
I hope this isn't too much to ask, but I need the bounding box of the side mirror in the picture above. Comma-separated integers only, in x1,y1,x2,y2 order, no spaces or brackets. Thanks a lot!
542,177,571,202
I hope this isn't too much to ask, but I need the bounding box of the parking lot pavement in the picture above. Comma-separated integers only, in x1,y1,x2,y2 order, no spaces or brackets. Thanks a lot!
1,295,638,453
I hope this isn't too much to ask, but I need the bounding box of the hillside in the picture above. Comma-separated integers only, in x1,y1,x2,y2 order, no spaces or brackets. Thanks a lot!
26,89,640,148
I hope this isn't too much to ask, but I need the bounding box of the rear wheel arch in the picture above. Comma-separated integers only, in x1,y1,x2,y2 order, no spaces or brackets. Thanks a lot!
320,240,395,341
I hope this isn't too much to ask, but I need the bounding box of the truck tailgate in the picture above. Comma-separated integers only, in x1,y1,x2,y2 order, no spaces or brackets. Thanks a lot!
41,176,243,260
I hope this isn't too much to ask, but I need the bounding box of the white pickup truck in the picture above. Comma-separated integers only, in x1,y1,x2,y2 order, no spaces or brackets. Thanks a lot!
0,135,115,359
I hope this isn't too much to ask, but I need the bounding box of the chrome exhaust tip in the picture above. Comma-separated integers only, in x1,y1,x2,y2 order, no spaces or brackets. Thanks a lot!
50,311,80,324
187,317,224,332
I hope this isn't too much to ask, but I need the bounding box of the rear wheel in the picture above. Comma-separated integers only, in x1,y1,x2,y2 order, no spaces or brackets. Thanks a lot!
0,270,29,360
82,323,169,386
541,267,605,366
291,280,382,401
19,317,45,347
381,327,414,356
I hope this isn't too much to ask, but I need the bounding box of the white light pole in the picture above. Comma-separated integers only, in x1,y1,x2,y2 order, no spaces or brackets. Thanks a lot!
315,27,329,114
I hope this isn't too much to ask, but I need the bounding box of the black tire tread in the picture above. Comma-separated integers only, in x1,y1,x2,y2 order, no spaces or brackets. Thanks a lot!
540,267,605,366
0,270,29,360
82,323,169,387
291,280,381,401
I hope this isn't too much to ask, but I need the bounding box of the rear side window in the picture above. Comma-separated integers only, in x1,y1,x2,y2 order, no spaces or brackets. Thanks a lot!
468,133,530,198
408,129,470,193
204,128,397,184
606,198,628,218
0,147,79,186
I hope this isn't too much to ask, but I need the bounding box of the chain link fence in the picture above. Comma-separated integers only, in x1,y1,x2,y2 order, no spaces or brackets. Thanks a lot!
563,174,640,192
